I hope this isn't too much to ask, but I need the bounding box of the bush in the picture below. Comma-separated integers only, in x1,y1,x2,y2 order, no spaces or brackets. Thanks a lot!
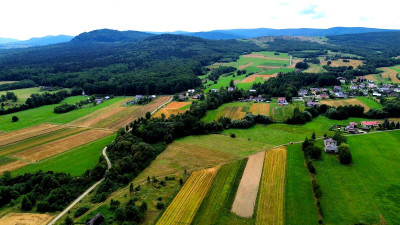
12,116,18,122
21,196,32,211
230,133,236,138
115,206,126,221
306,158,316,174
338,143,352,164
312,180,322,199
65,216,74,225
74,205,90,218
110,199,121,210
54,103,76,113
156,202,165,210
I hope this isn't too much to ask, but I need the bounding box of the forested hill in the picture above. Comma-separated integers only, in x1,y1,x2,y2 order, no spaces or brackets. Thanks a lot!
71,29,154,43
0,30,260,95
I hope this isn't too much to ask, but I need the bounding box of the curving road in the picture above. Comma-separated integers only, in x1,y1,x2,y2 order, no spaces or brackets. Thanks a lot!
47,147,111,225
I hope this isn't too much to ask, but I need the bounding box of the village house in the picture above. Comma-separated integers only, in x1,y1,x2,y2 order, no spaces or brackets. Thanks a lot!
298,89,308,97
335,92,346,98
333,86,342,92
321,88,329,93
228,87,235,92
249,89,256,93
359,83,366,89
310,88,320,94
368,83,376,89
350,85,358,90
324,138,338,153
178,94,185,100
345,122,359,133
104,96,110,100
211,88,218,93
277,97,288,106
192,94,201,99
187,89,195,94
135,95,143,100
373,92,382,97
361,121,380,130
95,99,103,105
307,102,319,107
254,95,265,102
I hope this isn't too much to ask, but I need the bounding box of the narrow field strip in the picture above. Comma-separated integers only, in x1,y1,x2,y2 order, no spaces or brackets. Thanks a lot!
0,213,53,225
0,127,86,157
231,151,265,218
12,129,113,162
256,146,287,225
156,167,220,225
153,101,191,118
240,74,278,83
250,103,270,116
0,160,29,174
321,98,371,111
243,54,289,61
0,123,62,146
239,62,254,70
217,106,246,120
381,67,400,83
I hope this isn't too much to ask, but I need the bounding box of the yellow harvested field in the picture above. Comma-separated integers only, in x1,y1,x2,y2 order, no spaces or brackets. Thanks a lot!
320,98,371,111
321,59,363,68
217,106,246,120
380,67,400,83
0,160,29,174
256,147,287,225
0,127,86,157
156,167,220,225
153,102,191,118
105,96,171,130
364,74,377,82
241,74,278,83
250,103,270,116
68,98,132,128
93,105,141,129
0,213,53,225
243,54,288,61
232,151,265,218
239,62,254,70
12,129,113,162
0,124,63,147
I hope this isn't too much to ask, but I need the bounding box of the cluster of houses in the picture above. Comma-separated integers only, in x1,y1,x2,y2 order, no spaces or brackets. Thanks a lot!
94,96,111,105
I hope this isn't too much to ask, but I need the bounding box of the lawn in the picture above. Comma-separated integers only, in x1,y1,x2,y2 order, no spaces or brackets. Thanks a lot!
285,144,319,225
12,134,116,176
0,96,123,131
313,131,400,224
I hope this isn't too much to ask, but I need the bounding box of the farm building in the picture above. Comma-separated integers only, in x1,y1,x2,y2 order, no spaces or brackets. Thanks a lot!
373,92,382,97
135,95,143,100
277,97,288,106
324,138,338,153
104,96,110,100
333,86,342,92
86,213,104,225
94,99,103,105
361,121,380,129
187,89,195,93
249,89,256,93
228,87,235,92
211,89,218,92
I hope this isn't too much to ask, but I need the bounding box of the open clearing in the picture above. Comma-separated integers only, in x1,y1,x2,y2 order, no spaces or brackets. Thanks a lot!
153,101,191,118
379,67,400,83
231,151,265,218
321,59,363,67
256,147,287,225
320,98,371,111
240,73,278,83
250,103,270,116
303,64,327,73
0,160,29,174
0,81,16,85
156,167,219,225
0,123,63,147
217,106,247,120
12,129,113,162
0,213,53,225
243,53,289,61
239,62,254,70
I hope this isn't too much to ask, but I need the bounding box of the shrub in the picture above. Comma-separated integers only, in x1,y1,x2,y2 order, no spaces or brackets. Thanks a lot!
110,199,120,210
338,143,352,164
21,196,32,211
312,180,322,199
115,206,126,221
74,205,90,218
230,133,236,138
65,216,74,225
156,202,165,210
12,116,18,122
306,158,316,174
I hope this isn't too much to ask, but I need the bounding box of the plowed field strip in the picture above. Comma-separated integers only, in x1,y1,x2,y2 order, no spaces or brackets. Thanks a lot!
0,124,62,146
0,160,29,174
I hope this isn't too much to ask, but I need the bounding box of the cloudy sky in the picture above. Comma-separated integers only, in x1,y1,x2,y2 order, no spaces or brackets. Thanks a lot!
1,0,399,40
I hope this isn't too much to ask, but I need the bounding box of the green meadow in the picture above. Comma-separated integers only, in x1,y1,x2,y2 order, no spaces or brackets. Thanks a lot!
13,134,116,176
0,96,123,131
356,96,383,109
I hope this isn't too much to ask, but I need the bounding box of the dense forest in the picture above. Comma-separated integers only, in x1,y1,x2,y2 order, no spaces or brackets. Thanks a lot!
0,30,260,95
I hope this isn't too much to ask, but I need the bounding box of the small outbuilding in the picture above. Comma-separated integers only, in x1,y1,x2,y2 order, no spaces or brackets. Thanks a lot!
324,138,338,153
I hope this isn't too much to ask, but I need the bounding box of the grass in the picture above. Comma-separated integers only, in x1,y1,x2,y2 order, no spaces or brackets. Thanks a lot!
256,147,287,225
0,87,51,103
12,134,116,176
156,167,219,225
303,64,327,73
201,102,252,123
313,131,400,224
0,96,123,131
356,97,382,109
192,160,243,225
269,99,306,122
285,144,319,225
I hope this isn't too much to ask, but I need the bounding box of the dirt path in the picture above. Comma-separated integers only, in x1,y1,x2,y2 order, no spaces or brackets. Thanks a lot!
231,151,265,218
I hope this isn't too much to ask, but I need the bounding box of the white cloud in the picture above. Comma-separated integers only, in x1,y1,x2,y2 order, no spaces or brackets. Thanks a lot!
0,0,399,40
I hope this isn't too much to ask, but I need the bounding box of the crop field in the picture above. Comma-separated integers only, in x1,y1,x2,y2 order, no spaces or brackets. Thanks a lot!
0,123,62,146
255,147,287,225
303,64,327,73
285,144,319,225
320,98,371,111
249,103,270,116
379,67,400,83
240,73,278,83
231,151,265,218
217,106,247,120
13,134,116,176
0,213,53,225
321,59,363,68
0,127,86,157
0,96,123,132
192,160,245,225
12,129,113,162
153,101,191,118
226,52,290,74
0,160,29,174
156,167,220,225
92,105,140,129
202,102,252,122
312,131,400,224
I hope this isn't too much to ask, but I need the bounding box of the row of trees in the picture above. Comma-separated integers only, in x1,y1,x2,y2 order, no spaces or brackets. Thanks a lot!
0,91,17,102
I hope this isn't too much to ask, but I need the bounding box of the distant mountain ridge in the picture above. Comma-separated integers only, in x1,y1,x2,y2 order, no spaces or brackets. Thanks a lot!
156,27,398,40
0,35,73,49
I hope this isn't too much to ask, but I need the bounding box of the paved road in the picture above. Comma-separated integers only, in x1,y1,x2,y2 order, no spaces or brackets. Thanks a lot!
47,147,111,225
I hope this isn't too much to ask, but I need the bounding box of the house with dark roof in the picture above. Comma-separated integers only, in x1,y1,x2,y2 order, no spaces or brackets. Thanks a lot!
333,86,342,92
324,138,338,153
299,89,308,97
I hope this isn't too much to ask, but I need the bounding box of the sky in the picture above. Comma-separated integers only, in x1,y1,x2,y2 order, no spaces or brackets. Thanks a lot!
1,0,399,40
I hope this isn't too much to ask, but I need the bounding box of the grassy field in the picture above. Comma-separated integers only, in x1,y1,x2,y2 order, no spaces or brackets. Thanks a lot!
285,144,319,225
303,64,327,73
202,102,251,122
156,167,219,225
313,131,400,224
356,97,382,109
0,96,123,131
0,87,48,102
12,134,116,176
320,98,372,111
269,99,306,122
192,160,244,225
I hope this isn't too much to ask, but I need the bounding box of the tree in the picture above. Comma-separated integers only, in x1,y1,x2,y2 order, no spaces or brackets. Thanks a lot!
338,143,352,164
332,131,347,146
311,132,316,140
295,62,309,70
64,216,74,225
115,206,126,221
229,79,234,87
21,196,32,211
12,116,18,122
129,183,134,193
145,111,151,120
